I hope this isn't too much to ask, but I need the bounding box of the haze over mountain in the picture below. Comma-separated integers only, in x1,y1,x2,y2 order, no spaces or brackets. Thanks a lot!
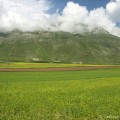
0,0,120,37
0,30,120,64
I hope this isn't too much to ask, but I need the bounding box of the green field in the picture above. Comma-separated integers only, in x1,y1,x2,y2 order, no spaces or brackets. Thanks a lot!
0,62,118,69
0,62,95,68
0,68,120,120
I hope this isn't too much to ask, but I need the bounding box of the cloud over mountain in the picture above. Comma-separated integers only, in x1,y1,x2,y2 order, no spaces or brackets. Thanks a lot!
0,0,120,37
0,0,51,31
106,0,120,22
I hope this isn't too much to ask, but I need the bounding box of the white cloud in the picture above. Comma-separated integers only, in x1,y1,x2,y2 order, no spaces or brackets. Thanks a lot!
0,0,51,31
0,0,120,37
58,2,88,33
58,2,118,35
88,7,116,33
106,0,120,22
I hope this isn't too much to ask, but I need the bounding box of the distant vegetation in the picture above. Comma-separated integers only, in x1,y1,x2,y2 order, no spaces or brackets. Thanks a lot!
0,62,80,68
0,62,117,69
0,31,120,64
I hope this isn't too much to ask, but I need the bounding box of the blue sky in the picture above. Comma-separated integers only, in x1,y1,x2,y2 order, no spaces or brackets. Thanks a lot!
52,0,110,12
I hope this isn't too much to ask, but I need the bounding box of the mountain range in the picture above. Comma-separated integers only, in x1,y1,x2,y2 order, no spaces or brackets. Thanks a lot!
0,30,120,64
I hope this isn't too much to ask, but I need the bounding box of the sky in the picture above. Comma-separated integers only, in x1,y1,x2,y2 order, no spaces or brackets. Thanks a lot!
0,0,120,37
52,0,110,11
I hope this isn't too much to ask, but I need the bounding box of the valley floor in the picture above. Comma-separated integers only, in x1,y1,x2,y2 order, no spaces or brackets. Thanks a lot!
0,67,120,120
0,62,119,72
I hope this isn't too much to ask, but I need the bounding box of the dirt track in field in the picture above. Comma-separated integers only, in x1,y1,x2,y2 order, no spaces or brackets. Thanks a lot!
0,66,119,72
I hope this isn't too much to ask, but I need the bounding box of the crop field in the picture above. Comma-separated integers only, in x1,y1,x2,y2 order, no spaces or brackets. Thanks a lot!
0,62,117,68
0,68,120,120
0,62,84,68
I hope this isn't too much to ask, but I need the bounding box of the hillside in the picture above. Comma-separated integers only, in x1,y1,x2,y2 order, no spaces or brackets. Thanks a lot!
0,31,120,64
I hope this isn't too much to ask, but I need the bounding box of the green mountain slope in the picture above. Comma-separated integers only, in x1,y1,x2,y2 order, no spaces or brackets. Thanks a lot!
0,31,120,64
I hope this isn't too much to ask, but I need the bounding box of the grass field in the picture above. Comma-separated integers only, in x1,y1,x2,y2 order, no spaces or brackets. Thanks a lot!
0,68,120,120
0,62,118,68
0,62,83,68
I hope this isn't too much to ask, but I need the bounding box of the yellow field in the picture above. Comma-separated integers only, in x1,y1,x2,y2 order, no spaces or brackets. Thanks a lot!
0,62,118,68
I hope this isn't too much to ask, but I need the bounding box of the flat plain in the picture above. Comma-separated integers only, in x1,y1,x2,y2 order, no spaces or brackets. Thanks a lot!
0,64,120,120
